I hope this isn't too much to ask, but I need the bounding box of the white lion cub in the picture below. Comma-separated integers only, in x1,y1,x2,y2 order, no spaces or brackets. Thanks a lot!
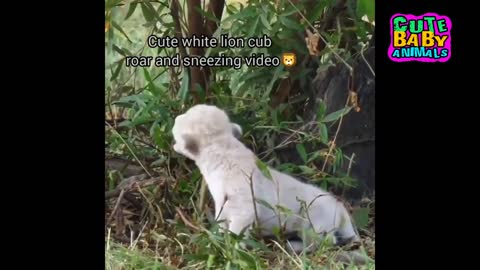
171,104,359,253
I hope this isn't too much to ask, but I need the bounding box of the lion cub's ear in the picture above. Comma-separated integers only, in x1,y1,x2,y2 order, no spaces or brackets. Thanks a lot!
232,123,243,139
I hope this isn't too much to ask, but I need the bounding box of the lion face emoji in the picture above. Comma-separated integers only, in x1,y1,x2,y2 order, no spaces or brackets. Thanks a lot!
282,52,296,67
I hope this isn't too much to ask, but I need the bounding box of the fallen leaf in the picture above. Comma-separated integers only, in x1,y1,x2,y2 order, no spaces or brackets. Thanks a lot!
348,90,361,112
305,29,323,56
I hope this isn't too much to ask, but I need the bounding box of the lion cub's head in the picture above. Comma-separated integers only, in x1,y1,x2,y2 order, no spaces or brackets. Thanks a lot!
172,104,242,160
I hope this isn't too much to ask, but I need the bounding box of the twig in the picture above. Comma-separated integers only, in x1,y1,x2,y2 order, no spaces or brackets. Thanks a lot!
134,137,162,152
105,121,153,178
321,96,351,173
106,227,112,251
105,176,164,199
173,237,185,256
106,87,117,129
107,189,126,224
346,153,355,176
170,0,188,60
246,170,261,236
175,207,203,232
196,178,208,218
105,158,144,177
361,44,375,77
129,220,149,250
136,184,158,216
298,199,315,234
272,240,303,270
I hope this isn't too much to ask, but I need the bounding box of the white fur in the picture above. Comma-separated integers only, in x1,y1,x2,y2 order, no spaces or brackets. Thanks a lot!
172,104,359,252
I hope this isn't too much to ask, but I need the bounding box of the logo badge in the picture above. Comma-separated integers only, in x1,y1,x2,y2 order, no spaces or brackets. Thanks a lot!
388,13,452,62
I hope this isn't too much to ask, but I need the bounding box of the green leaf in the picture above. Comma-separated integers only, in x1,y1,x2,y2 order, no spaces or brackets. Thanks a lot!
116,94,146,107
264,65,285,99
150,157,167,167
152,124,168,150
107,20,114,52
271,109,278,126
239,70,270,83
106,0,123,9
232,259,250,269
112,45,126,56
260,13,272,31
279,16,303,31
178,72,190,104
125,2,138,20
306,1,327,23
321,107,353,123
184,254,209,262
144,1,163,22
320,180,328,191
272,226,281,238
352,207,370,229
248,17,260,37
256,159,272,180
319,123,328,144
242,238,269,251
112,45,133,56
307,151,321,163
357,0,375,22
279,7,298,17
156,1,169,10
118,120,133,128
317,102,326,119
277,162,296,173
223,7,256,23
255,198,274,211
132,113,155,126
143,68,159,95
335,149,344,168
140,2,154,22
299,165,315,175
207,254,215,268
236,249,257,267
110,59,124,81
204,231,223,250
143,67,152,82
111,20,132,43
296,144,308,163
275,205,294,216
276,28,295,40
194,6,220,23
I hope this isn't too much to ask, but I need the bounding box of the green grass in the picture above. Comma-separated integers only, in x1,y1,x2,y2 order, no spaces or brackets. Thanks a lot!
105,225,375,270
106,241,175,270
105,242,375,269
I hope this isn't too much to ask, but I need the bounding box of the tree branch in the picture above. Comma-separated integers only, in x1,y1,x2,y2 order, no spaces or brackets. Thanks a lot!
171,0,188,59
187,0,207,102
